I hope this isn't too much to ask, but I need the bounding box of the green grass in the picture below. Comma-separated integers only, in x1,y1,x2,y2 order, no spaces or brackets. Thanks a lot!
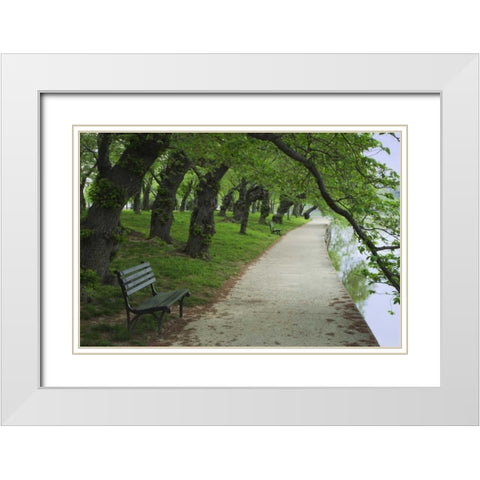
80,210,308,346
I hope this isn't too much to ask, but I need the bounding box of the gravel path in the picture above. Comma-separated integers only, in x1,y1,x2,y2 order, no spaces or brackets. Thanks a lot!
167,217,378,347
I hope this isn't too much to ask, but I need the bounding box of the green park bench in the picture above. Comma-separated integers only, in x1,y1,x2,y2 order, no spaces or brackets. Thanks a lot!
269,221,282,235
115,261,190,336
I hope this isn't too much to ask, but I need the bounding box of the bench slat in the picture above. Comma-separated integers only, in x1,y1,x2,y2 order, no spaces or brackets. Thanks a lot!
125,276,157,296
120,266,154,284
155,289,189,306
134,289,189,313
124,271,155,292
119,261,151,277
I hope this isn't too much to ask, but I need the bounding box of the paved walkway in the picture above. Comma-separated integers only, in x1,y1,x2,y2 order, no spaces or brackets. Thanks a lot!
167,217,378,347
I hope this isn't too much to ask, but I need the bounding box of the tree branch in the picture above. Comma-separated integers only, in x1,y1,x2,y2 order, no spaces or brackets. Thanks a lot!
150,170,162,186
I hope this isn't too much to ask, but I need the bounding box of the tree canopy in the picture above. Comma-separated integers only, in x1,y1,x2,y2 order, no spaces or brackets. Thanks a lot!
80,131,400,300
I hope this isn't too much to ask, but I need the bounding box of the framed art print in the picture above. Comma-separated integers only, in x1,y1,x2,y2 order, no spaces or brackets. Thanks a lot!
1,54,478,424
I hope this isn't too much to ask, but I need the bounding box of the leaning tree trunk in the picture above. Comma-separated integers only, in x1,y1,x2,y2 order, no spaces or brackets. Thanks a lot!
272,196,294,224
184,164,229,260
149,151,191,243
258,190,270,224
239,185,265,234
80,133,170,283
303,205,318,219
81,205,125,283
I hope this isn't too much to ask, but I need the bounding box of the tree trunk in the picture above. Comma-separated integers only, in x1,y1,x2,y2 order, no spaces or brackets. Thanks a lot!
80,133,170,283
80,180,87,211
258,190,270,224
142,177,152,210
184,164,229,260
179,180,193,212
218,188,235,216
149,151,191,243
303,205,318,219
233,178,247,221
133,192,141,214
272,196,293,224
239,185,265,234
81,205,125,283
292,203,303,217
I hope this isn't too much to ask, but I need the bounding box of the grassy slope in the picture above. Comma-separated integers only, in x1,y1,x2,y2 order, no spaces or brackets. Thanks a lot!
81,210,308,346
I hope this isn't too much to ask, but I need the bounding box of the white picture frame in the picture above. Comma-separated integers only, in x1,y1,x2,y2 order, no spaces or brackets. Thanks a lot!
1,53,478,425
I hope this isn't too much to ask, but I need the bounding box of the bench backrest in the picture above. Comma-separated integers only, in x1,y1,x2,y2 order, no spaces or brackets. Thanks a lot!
116,262,156,297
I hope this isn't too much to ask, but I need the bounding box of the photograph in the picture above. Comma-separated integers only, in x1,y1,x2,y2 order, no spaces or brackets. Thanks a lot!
79,130,402,349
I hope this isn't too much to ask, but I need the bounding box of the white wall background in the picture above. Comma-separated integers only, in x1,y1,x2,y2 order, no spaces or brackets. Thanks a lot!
1,2,478,479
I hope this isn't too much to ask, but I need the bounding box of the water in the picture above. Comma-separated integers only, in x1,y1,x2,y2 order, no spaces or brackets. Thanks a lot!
326,221,401,347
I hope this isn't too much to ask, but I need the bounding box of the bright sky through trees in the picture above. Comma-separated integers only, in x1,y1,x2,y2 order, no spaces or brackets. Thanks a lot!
372,133,400,174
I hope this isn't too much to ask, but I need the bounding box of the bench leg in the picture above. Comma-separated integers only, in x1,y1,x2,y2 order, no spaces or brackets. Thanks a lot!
153,311,166,336
127,313,141,333
179,298,185,318
127,311,166,336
